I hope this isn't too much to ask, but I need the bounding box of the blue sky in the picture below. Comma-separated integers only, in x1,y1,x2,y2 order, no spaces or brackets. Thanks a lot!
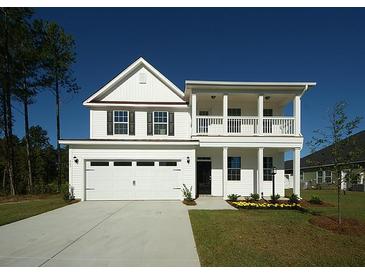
12,8,365,158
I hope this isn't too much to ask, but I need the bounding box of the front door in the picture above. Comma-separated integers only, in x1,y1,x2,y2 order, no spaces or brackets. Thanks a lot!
197,161,212,195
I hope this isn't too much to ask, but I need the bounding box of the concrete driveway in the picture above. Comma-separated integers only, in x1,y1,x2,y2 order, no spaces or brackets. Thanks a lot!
0,201,200,266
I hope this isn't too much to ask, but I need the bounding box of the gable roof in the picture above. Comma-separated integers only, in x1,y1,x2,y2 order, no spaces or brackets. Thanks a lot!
83,57,185,106
285,130,365,171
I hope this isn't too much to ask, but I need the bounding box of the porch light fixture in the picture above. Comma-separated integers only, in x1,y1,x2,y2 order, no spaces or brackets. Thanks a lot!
265,96,271,100
187,156,190,164
211,95,216,99
271,166,277,198
73,156,79,164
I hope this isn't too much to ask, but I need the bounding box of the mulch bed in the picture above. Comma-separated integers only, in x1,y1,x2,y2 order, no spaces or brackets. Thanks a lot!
183,199,197,206
309,216,365,236
300,200,334,208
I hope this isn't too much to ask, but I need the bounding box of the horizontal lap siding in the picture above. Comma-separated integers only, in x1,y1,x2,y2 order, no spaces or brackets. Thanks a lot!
69,146,195,201
197,148,285,198
90,109,191,139
262,150,285,197
226,149,255,197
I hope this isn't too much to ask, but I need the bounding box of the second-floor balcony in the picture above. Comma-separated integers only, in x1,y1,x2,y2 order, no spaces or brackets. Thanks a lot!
184,81,314,138
196,116,296,136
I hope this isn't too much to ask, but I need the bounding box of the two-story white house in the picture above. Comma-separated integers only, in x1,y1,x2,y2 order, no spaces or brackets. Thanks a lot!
60,57,316,201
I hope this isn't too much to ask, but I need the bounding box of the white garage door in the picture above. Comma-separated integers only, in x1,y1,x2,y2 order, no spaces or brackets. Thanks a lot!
85,160,182,200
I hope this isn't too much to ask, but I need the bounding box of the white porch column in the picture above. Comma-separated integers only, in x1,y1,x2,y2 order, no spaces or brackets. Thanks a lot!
223,146,228,198
257,95,263,135
223,94,228,135
257,147,263,196
293,147,301,197
293,95,301,135
191,93,197,135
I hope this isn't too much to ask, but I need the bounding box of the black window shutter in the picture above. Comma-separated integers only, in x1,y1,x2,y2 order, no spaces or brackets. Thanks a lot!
129,111,135,135
147,112,153,135
107,111,113,135
168,112,174,136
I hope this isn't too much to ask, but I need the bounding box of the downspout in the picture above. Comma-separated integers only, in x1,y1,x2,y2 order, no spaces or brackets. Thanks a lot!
300,84,308,97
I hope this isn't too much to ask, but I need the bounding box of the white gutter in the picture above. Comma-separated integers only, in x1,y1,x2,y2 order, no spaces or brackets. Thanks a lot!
185,80,317,87
59,140,200,146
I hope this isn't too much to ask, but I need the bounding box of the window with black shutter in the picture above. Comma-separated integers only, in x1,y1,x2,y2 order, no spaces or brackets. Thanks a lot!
168,112,174,136
147,112,153,135
107,111,113,135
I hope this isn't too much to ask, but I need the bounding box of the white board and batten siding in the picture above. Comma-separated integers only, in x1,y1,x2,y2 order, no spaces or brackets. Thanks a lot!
69,146,196,201
100,66,184,103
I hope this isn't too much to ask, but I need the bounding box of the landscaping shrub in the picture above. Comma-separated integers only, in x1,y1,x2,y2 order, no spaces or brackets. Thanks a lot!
309,195,322,204
61,184,75,201
270,194,281,202
231,201,302,210
289,194,300,204
250,193,260,201
181,184,193,201
227,194,241,201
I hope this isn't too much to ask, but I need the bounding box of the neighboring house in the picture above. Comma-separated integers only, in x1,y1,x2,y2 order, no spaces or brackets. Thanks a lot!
285,130,365,190
60,57,316,201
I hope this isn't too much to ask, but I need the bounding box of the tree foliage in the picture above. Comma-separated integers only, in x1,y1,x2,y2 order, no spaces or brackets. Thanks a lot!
309,101,363,224
0,8,78,196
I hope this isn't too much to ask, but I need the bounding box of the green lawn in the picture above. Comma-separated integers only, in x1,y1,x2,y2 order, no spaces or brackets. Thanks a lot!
289,189,365,221
189,189,365,266
0,195,78,226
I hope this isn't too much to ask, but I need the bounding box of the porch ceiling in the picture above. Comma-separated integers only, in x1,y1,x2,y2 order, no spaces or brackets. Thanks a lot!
195,93,295,108
184,81,316,100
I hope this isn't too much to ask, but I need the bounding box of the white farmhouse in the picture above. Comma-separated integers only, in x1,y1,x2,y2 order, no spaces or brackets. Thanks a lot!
60,57,316,201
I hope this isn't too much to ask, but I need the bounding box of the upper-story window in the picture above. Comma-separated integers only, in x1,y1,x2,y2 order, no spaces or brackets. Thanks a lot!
114,111,129,134
154,111,168,135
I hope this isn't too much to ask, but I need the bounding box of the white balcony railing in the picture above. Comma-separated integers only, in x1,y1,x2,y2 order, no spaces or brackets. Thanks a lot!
195,116,295,136
263,117,295,135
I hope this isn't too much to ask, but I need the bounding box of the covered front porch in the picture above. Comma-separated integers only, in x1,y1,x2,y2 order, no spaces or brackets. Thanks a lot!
196,146,301,199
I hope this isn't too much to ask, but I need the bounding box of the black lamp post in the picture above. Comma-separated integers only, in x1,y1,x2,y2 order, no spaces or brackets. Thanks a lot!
271,166,277,198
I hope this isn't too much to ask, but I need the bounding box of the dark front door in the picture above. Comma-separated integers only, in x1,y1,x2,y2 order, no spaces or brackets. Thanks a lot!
197,161,212,195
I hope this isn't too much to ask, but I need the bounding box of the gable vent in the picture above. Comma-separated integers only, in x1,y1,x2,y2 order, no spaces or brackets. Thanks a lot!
139,72,147,84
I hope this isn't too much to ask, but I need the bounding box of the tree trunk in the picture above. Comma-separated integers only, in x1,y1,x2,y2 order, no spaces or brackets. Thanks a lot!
2,168,6,193
337,169,342,225
56,75,61,192
3,9,15,195
23,98,33,194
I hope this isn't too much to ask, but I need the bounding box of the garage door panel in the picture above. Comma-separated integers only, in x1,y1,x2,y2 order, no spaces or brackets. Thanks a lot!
85,160,181,200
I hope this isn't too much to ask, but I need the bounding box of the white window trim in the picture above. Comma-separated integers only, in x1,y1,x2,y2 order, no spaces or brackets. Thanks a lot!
325,170,332,183
153,111,168,136
263,156,273,181
113,110,129,135
227,156,241,181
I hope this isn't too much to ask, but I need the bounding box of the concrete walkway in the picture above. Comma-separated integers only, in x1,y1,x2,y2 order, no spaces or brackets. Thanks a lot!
190,196,237,210
0,201,200,267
